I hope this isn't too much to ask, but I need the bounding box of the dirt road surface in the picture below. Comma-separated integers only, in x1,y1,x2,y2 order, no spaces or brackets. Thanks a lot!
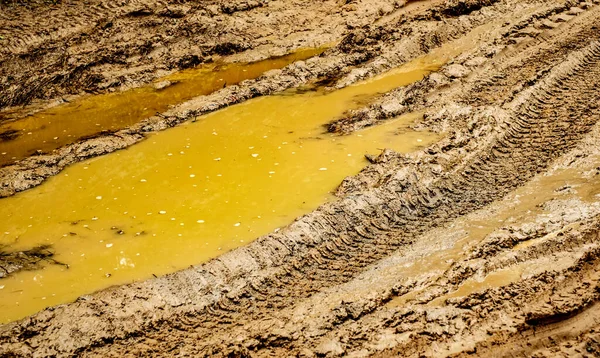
2,0,600,356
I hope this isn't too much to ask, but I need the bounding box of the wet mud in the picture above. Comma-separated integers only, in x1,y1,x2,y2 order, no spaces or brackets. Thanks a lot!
1,0,600,356
0,245,61,279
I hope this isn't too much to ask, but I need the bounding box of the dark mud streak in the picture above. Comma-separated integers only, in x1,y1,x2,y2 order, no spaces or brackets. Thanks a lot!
0,244,58,279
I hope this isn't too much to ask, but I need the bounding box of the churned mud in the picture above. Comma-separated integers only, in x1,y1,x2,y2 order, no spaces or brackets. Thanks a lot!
1,0,600,356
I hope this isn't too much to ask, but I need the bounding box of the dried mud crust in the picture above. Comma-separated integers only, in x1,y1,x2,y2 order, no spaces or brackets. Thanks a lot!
2,1,600,358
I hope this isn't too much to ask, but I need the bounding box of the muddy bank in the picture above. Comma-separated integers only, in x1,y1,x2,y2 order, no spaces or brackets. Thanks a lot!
2,0,600,356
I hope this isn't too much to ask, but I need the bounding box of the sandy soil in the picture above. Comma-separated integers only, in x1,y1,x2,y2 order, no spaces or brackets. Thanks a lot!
2,0,600,356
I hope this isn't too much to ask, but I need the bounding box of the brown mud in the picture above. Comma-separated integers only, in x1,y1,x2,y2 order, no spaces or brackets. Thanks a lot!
2,0,600,356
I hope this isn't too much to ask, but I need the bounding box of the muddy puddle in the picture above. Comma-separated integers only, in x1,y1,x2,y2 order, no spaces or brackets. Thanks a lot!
0,57,446,323
0,48,325,167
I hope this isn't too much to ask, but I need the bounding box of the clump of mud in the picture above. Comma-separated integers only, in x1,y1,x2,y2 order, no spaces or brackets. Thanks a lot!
0,244,64,278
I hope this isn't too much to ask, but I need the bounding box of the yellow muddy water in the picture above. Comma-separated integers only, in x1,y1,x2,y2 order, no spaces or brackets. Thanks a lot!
0,48,325,166
0,58,443,323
